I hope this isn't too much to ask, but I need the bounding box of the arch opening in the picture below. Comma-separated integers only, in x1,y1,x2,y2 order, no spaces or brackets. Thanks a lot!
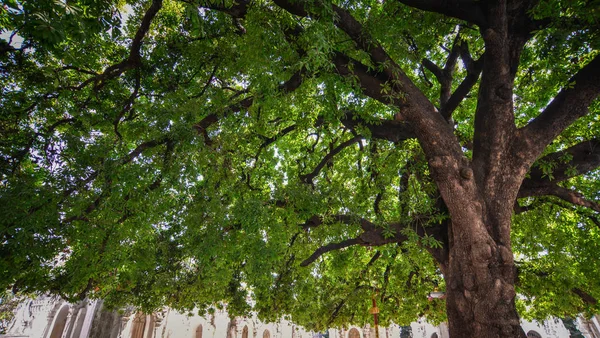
348,328,360,338
527,331,543,338
49,305,70,338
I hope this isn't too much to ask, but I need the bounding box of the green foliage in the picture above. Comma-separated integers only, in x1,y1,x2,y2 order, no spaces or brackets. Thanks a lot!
1,0,599,331
0,291,25,334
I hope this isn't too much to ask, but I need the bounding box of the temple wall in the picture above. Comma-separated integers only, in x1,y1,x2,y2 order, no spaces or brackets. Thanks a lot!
1,295,598,338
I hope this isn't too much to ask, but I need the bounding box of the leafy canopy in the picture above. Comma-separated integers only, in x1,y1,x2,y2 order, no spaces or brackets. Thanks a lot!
1,0,599,330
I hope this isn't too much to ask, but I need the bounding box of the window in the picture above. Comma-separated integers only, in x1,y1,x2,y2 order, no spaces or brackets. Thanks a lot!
348,328,360,338
242,325,249,338
196,324,203,338
263,329,270,338
527,331,542,338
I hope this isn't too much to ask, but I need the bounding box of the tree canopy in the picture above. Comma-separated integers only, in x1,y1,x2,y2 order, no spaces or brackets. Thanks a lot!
1,0,599,335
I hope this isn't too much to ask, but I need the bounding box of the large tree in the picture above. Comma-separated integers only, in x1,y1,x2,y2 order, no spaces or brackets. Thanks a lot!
1,0,599,337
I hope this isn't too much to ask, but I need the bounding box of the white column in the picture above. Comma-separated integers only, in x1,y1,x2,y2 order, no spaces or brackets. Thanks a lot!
590,315,600,338
77,300,98,338
61,306,77,338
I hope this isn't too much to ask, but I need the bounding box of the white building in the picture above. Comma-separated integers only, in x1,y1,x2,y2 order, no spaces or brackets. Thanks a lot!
2,295,599,338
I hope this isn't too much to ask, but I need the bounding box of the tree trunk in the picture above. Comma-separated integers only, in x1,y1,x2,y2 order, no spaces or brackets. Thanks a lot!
443,207,525,338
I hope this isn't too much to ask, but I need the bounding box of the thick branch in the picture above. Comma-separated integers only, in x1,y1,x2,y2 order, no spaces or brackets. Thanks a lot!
204,0,250,18
519,55,600,161
518,184,600,213
129,0,163,64
72,0,163,91
523,138,600,186
518,139,600,213
441,53,484,119
396,0,486,26
572,287,598,306
422,59,444,82
300,238,364,267
122,137,170,165
332,52,395,105
276,1,462,172
422,35,461,114
300,214,448,267
339,111,415,143
331,53,461,169
471,2,522,196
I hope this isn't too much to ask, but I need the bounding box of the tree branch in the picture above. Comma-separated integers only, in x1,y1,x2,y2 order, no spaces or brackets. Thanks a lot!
122,136,171,165
192,63,219,99
276,1,445,124
74,0,163,91
518,184,600,213
63,138,172,223
114,71,142,140
254,125,297,162
300,135,363,184
517,139,600,213
518,55,600,161
192,68,306,144
523,138,600,186
396,0,486,26
203,0,251,19
422,33,461,114
301,214,377,232
300,214,448,267
300,238,365,267
422,58,445,83
572,287,598,305
441,51,484,120
516,263,599,306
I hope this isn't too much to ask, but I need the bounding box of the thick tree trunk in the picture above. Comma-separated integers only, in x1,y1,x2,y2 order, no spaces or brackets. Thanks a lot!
445,240,524,337
425,146,529,337
442,202,526,338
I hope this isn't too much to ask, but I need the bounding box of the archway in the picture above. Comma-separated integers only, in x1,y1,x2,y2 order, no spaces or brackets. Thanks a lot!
348,328,360,338
131,312,146,338
196,324,203,338
527,331,543,338
48,305,69,338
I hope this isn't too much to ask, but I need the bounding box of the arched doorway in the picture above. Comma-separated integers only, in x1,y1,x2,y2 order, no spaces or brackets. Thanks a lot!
49,305,69,338
527,331,543,338
196,324,203,338
348,328,360,338
263,329,270,338
131,312,146,338
242,325,249,338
